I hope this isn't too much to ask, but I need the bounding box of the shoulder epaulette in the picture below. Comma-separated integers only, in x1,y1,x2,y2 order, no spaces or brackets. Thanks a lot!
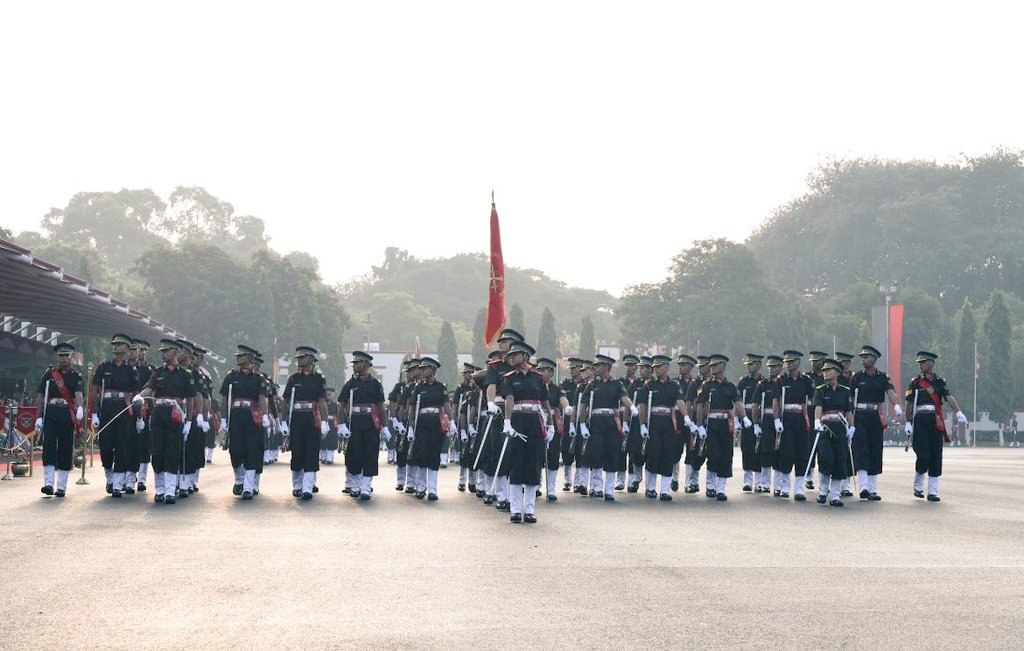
838,384,851,391
503,370,517,378
815,383,826,390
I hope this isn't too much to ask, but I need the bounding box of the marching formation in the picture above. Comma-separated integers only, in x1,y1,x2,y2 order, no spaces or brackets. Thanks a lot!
34,330,969,520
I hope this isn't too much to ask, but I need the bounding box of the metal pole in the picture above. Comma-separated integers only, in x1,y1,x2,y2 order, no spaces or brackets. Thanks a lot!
973,340,978,448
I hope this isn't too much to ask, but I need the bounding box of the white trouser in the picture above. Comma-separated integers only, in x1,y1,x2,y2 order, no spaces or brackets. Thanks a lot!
112,472,126,491
164,473,178,497
604,471,616,496
396,464,408,485
868,474,879,493
459,466,467,483
440,452,448,465
779,473,791,494
43,465,55,487
716,475,726,495
427,469,438,495
672,462,680,481
57,469,70,491
706,470,717,491
857,470,868,490
645,470,656,492
793,471,805,496
615,470,625,487
563,464,572,482
914,472,925,492
360,475,372,494
104,467,112,484
743,470,753,487
243,468,257,493
928,476,939,496
234,466,244,485
155,472,165,495
761,466,772,488
684,464,697,487
524,484,538,514
630,465,642,484
138,463,149,483
590,468,603,493
510,484,524,514
546,469,557,496
292,471,302,491
660,474,671,495
495,475,508,501
302,472,316,494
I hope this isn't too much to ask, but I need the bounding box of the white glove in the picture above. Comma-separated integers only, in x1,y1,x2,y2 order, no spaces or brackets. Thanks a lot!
742,416,753,429
379,426,392,442
569,423,577,436
468,424,477,436
564,406,573,417
733,417,741,430
629,404,639,417
407,427,415,442
846,426,855,441
814,419,823,432
200,419,210,433
955,410,968,425
754,424,763,437
280,421,289,436
136,418,145,433
893,404,903,417
502,419,513,437
905,422,914,435
449,421,458,436
487,401,500,414
196,413,206,427
460,430,469,443
339,423,351,437
75,405,84,421
91,414,100,428
640,424,649,438
183,421,192,438
698,426,707,439
683,415,695,429
261,414,270,428
319,420,328,436
545,425,554,443
397,422,407,434
220,417,227,432
132,394,144,406
774,418,784,433
580,423,590,439
35,416,43,430
390,417,401,430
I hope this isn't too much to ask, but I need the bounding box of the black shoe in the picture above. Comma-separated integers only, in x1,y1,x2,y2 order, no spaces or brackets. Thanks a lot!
155,494,164,503
342,487,351,494
54,489,65,497
350,490,361,499
671,480,679,492
627,482,639,493
111,490,122,498
41,485,54,496
312,485,319,493
301,492,312,501
868,493,881,501
859,489,870,499
754,486,763,493
705,488,717,498
395,484,404,491
562,482,571,492
359,493,371,501
780,492,789,499
440,463,447,469
841,489,853,497
927,494,941,502
428,493,438,501
773,490,781,497
547,494,557,502
458,484,466,492
794,493,807,502
405,486,416,494
685,485,699,494
187,486,195,494
123,486,135,495
805,480,814,490
510,513,522,523
241,491,253,500
524,513,537,523
716,493,728,501
293,489,301,497
468,484,476,493
574,486,585,495
594,491,604,499
178,489,189,499
742,485,752,492
816,494,827,504
536,489,542,497
164,496,176,504
484,495,494,505
645,489,657,499
496,500,510,511
614,484,624,492
659,493,672,501
232,484,243,496
105,483,113,494
476,489,485,498
604,494,615,502
830,499,844,507
415,491,425,499
914,490,924,498
137,483,146,492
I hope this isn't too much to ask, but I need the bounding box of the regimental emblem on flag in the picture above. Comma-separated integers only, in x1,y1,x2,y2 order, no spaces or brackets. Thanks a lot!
484,192,506,347
16,406,38,436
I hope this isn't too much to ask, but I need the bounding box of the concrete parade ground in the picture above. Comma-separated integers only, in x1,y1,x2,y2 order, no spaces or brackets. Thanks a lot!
1,447,1022,649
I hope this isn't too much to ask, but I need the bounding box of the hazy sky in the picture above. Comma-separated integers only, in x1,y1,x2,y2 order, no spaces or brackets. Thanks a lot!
2,2,1021,296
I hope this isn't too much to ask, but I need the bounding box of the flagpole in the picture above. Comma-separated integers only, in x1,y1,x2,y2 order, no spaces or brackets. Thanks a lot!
973,339,978,448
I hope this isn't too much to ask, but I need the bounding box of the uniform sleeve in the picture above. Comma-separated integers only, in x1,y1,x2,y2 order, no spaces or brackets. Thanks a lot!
184,375,197,399
219,375,230,397
884,374,895,392
936,378,951,399
813,387,826,408
92,363,104,386
695,382,709,404
370,379,385,403
144,370,159,391
499,375,514,398
485,364,499,387
317,375,327,401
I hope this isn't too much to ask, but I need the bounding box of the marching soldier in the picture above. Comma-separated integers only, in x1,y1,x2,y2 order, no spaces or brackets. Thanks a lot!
536,357,568,502
620,354,644,492
580,354,639,501
337,350,390,500
454,363,480,492
132,340,156,492
500,342,552,522
193,346,217,469
408,357,454,500
571,360,596,495
694,355,748,501
93,334,138,497
218,345,269,499
673,354,698,492
772,350,816,501
281,346,329,500
132,339,196,504
483,329,522,510
905,351,968,502
640,354,693,500
804,351,828,490
393,358,420,493
681,355,711,493
322,387,339,464
559,358,583,493
36,343,84,498
751,355,783,493
811,359,855,506
179,341,213,497
736,354,764,492
850,345,903,500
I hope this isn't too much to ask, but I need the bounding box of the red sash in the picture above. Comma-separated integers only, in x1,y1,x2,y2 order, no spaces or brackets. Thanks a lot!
917,377,949,442
49,370,79,429
554,409,563,435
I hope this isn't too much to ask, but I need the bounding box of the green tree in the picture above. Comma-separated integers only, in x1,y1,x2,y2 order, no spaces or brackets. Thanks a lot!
579,315,597,359
437,321,459,388
982,291,1014,424
536,307,558,362
472,308,488,366
953,298,978,419
509,303,525,337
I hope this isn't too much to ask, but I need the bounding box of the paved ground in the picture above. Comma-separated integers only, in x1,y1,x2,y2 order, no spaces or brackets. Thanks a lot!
1,447,1022,649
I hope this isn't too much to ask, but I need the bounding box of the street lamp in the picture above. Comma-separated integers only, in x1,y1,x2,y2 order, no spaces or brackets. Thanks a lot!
877,280,898,420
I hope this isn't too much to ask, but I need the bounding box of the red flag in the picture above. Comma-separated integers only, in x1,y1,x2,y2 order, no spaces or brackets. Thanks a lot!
484,193,506,347
889,303,903,394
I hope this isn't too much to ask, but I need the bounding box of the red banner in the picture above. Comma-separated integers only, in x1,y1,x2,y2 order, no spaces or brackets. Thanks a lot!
484,195,505,347
889,303,903,396
16,406,38,436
